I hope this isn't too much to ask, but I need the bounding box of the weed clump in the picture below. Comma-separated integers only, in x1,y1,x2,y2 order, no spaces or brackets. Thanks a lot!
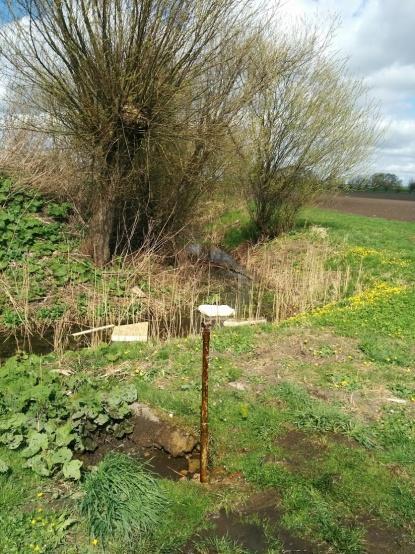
80,453,167,544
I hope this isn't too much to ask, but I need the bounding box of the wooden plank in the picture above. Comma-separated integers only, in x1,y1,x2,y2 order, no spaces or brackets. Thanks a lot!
131,286,146,298
111,322,149,342
223,318,266,328
72,324,114,337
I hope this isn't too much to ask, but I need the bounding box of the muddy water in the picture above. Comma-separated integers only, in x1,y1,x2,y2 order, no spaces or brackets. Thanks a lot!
0,327,114,363
78,414,200,481
0,332,55,362
184,491,321,553
79,438,193,481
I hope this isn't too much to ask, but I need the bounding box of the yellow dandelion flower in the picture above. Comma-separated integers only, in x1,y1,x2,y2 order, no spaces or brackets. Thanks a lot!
91,538,99,546
36,492,44,498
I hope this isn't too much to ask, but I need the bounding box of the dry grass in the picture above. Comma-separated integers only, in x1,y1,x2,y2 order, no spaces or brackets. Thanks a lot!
241,230,353,322
0,231,358,352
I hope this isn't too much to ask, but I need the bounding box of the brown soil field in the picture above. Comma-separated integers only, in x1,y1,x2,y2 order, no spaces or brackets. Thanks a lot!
320,195,415,222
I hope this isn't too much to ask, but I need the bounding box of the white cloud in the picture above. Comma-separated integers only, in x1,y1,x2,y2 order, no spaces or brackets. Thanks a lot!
275,0,415,182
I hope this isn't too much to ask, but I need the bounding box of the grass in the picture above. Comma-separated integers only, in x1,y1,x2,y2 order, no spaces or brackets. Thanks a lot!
1,205,415,552
80,453,167,545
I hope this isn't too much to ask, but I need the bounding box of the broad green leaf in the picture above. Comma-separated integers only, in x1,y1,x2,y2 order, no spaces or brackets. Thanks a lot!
95,413,109,426
0,459,10,474
49,447,73,466
62,459,82,480
0,413,27,431
106,402,131,420
55,423,76,447
2,433,24,449
112,420,134,438
21,432,48,458
26,454,50,477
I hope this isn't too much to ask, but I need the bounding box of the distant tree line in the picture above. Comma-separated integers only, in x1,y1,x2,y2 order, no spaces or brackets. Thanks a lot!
346,173,415,193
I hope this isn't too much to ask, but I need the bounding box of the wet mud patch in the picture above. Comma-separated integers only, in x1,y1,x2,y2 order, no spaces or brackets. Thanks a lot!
360,517,415,553
78,410,200,481
185,492,324,553
276,429,326,471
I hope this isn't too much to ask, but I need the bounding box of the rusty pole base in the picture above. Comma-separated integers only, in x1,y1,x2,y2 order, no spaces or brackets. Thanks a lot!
200,321,210,483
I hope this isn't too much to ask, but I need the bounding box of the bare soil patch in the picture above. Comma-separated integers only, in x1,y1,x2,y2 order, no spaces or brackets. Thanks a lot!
321,195,415,222
276,429,327,471
243,329,362,382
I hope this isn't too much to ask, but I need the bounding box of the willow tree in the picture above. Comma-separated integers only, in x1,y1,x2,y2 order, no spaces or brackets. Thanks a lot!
242,31,378,238
0,0,259,265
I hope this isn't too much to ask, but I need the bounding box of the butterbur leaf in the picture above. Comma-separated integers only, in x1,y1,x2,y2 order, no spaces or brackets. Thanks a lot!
63,459,82,480
112,420,134,438
82,437,98,452
49,447,73,466
106,384,137,409
71,410,85,420
21,432,48,458
121,384,138,404
1,433,24,449
0,413,27,431
26,454,50,477
84,421,97,433
55,423,76,447
94,413,109,426
0,459,10,474
106,402,131,420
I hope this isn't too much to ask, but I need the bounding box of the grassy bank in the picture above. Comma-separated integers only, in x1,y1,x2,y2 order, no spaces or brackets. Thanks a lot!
0,180,355,353
1,206,414,552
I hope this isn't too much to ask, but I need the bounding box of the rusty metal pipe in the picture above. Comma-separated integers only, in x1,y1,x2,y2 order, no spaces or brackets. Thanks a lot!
200,320,210,483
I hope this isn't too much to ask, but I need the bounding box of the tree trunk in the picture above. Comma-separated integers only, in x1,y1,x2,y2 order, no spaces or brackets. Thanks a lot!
83,193,115,266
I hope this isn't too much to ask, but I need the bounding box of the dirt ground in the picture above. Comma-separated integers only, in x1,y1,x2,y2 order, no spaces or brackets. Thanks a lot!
320,195,415,221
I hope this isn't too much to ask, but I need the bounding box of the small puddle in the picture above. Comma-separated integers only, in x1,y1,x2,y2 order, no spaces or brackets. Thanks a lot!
79,438,193,480
184,492,322,553
78,413,200,481
0,329,96,363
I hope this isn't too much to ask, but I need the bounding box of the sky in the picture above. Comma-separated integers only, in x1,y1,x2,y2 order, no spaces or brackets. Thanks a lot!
276,0,415,183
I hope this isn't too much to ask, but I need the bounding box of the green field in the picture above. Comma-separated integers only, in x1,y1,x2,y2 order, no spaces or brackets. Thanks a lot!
1,207,414,553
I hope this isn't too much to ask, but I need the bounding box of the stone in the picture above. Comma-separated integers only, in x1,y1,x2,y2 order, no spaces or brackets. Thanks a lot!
229,381,246,391
130,402,160,423
187,457,200,474
155,427,198,458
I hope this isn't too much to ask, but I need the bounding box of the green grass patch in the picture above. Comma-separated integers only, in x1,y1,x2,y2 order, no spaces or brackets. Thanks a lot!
80,453,167,544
